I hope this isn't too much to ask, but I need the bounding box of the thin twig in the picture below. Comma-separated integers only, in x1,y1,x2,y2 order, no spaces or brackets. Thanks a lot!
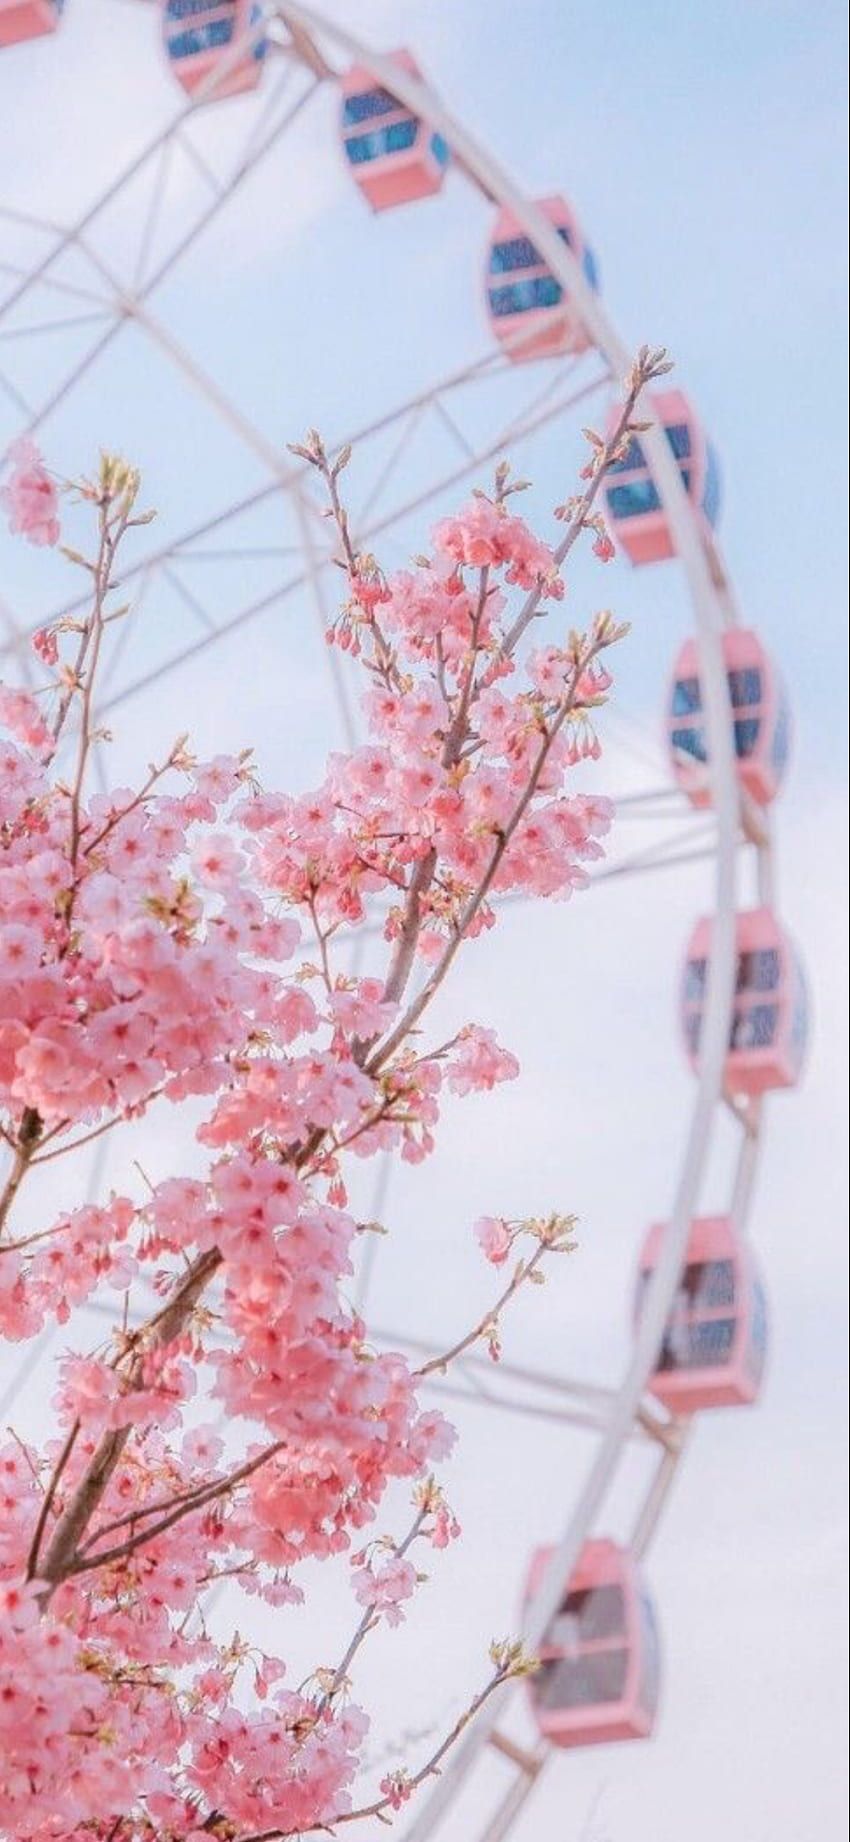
416,1236,552,1379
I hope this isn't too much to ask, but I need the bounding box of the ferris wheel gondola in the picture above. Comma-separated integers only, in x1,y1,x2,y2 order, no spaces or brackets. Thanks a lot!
485,194,599,363
636,1216,768,1414
161,1,267,100
524,1539,660,1751
667,627,791,809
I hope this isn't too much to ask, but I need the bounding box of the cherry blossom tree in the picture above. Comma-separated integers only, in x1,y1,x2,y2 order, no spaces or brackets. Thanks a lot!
0,347,668,1841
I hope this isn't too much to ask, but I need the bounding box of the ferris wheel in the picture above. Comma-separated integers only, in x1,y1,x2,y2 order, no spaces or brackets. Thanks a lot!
0,6,808,1839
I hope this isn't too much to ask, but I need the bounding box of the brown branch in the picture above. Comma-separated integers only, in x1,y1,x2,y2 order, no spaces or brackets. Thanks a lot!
25,1418,81,1578
0,1107,43,1241
34,1246,219,1591
379,845,438,1012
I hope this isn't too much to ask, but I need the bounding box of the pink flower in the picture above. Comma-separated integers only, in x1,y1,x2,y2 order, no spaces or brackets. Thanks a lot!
0,457,618,1840
0,685,52,753
380,1769,413,1810
181,1425,224,1470
192,831,244,888
352,1555,418,1627
431,1503,462,1549
0,1577,41,1630
475,1215,512,1265
448,1025,520,1096
33,626,59,667
1,438,60,547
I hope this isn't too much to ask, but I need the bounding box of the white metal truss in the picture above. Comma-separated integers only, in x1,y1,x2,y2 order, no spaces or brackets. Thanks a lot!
0,9,778,1840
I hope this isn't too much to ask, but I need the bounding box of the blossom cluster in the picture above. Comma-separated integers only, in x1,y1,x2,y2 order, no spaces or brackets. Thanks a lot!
0,437,621,1841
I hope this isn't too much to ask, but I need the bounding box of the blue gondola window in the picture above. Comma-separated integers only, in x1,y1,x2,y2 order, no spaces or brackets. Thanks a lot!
165,2,265,63
665,422,692,461
344,118,419,165
686,1257,736,1309
734,717,761,758
659,1316,736,1370
489,234,544,274
671,725,707,762
672,675,702,716
728,666,762,708
731,1002,778,1050
606,478,662,518
488,274,564,318
342,86,399,126
672,666,771,769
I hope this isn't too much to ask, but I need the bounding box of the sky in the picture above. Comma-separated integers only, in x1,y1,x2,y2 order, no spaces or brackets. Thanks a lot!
1,4,848,1840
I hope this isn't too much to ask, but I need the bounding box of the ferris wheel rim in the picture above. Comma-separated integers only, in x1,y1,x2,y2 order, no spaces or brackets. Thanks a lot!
0,9,777,1837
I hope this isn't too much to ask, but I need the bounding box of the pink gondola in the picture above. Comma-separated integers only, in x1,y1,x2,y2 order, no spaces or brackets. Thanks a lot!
524,1539,660,1749
681,907,808,1097
0,0,61,47
636,1217,768,1412
485,194,599,363
339,48,450,212
603,388,720,564
162,1,266,102
667,628,791,809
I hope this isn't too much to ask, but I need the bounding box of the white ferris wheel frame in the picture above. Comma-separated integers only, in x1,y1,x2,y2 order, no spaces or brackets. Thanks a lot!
0,7,778,1838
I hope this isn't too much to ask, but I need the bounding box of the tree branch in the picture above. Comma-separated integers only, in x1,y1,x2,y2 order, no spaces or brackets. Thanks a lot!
34,1247,220,1591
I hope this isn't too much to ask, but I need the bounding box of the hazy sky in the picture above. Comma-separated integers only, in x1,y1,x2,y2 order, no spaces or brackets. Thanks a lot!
1,5,848,1840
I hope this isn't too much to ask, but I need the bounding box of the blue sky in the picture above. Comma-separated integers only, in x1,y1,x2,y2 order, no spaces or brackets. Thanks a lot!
1,5,848,1839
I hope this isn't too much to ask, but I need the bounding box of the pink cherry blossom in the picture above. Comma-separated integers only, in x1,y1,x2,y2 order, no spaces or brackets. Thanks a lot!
1,437,60,546
0,435,621,1840
475,1215,513,1265
448,1025,520,1096
380,1768,414,1809
353,1555,419,1627
431,1503,462,1549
